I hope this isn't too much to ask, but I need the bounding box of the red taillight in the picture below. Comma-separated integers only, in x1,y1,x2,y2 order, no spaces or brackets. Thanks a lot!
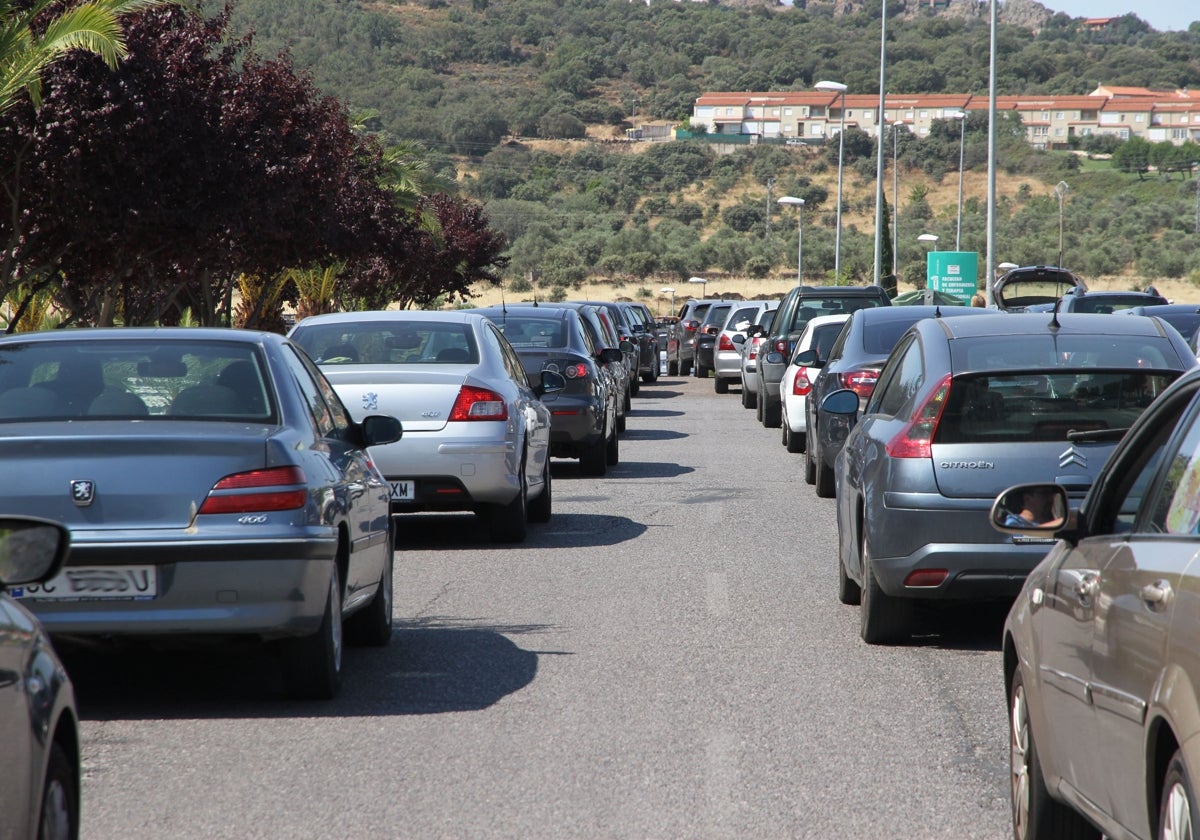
773,339,788,354
718,334,735,351
559,363,588,379
905,569,948,588
886,373,952,459
792,367,812,396
838,369,879,400
683,320,699,333
448,386,508,421
199,466,307,514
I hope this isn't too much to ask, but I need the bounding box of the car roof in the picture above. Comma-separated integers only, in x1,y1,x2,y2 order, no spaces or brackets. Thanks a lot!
929,311,1176,340
845,305,992,325
0,326,275,345
1124,304,1200,316
293,310,482,328
471,304,572,320
794,285,888,296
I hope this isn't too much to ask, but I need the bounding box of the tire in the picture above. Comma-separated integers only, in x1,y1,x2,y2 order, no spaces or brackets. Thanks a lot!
1010,668,1100,840
714,377,729,394
487,468,528,543
617,412,627,433
680,355,692,377
344,521,394,646
281,565,343,700
860,544,911,645
756,394,764,423
630,377,639,397
37,743,78,840
816,455,836,498
606,426,620,466
762,397,781,429
579,431,608,477
623,388,631,413
1159,749,1196,840
528,458,552,524
668,359,678,376
804,440,817,485
695,364,709,379
785,424,806,454
742,383,757,410
837,546,861,605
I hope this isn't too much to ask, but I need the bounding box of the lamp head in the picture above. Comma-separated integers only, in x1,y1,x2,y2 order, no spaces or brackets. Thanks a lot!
814,80,848,94
777,196,805,207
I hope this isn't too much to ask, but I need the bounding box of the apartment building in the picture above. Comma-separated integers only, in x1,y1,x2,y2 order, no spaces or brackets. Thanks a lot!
690,85,1200,148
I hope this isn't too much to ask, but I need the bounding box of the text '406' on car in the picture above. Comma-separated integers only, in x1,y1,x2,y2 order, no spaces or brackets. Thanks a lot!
0,328,404,700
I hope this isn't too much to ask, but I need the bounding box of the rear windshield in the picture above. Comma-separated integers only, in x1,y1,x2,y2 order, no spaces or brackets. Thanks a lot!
952,334,1180,371
0,340,274,422
703,304,733,327
489,317,566,349
936,370,1178,444
861,318,926,355
724,306,761,331
1072,296,1163,313
787,297,884,333
800,323,847,363
292,321,479,364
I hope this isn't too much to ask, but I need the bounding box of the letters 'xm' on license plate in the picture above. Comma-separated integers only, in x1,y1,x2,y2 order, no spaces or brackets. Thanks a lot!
389,480,415,501
13,566,158,601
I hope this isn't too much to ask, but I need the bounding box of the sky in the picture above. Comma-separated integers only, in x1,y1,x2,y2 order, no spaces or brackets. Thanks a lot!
1039,1,1196,31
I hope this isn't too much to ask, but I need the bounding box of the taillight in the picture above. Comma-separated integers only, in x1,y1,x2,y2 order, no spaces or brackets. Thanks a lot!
561,363,588,379
773,339,788,354
718,334,735,352
683,320,699,333
199,466,307,514
702,325,719,336
886,373,952,459
792,367,812,396
838,369,879,400
448,386,508,421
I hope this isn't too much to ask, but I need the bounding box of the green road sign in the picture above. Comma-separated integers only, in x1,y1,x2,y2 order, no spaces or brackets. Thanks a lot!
926,251,979,303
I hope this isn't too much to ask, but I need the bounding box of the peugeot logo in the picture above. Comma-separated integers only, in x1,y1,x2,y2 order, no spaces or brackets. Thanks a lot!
361,392,379,411
1059,445,1088,469
71,479,95,506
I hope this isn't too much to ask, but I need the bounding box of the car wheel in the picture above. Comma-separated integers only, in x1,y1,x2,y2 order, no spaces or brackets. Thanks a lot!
668,359,678,376
696,364,709,379
860,544,911,645
837,545,861,605
816,456,836,498
762,398,781,429
755,393,764,422
344,521,394,646
487,468,528,543
742,383,757,410
804,439,817,485
617,411,627,433
579,431,608,477
37,743,78,840
1010,668,1100,840
281,564,343,699
715,377,729,394
680,357,692,376
630,377,639,397
1160,749,1195,840
606,426,620,466
528,458,552,524
623,388,632,413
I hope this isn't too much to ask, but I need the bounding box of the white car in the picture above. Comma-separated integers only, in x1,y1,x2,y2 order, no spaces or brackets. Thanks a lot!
714,300,777,394
778,314,850,453
289,311,564,543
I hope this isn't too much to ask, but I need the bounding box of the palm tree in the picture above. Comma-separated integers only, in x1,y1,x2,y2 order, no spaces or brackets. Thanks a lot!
0,0,176,114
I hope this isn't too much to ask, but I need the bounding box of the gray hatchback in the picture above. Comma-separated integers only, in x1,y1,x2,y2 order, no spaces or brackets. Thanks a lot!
827,312,1196,644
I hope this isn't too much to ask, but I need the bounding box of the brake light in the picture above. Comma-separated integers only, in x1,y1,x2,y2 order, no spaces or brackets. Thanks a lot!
199,466,307,514
838,369,879,400
683,320,699,333
718,334,735,352
448,386,508,421
886,373,952,459
773,339,788,354
562,363,588,379
792,368,812,396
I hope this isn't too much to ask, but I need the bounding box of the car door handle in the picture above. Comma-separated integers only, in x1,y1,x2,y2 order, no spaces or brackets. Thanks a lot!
1141,580,1173,606
1077,573,1099,602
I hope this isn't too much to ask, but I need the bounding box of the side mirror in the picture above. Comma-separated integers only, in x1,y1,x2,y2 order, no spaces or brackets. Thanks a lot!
537,370,566,397
991,484,1069,534
764,352,785,365
620,339,638,355
731,334,746,345
629,323,646,335
599,347,624,364
361,414,403,447
746,325,764,337
821,388,860,417
0,517,70,588
792,348,820,368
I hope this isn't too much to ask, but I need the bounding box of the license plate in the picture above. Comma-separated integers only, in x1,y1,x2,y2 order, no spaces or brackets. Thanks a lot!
389,480,415,502
13,566,158,601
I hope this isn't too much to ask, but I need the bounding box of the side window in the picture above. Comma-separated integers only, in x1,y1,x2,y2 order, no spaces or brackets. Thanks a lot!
489,324,530,388
575,315,598,356
283,346,338,437
870,337,923,417
1137,396,1200,534
824,319,851,366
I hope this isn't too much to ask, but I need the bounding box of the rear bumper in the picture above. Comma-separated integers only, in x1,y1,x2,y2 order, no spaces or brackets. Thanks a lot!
370,430,521,509
714,349,742,379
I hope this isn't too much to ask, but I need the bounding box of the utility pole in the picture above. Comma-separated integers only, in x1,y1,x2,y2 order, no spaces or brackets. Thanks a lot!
766,177,775,233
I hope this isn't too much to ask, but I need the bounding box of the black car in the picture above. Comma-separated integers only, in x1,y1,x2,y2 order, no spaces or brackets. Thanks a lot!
0,517,79,840
668,298,728,377
755,284,892,428
1037,285,1170,314
623,301,662,383
472,305,621,476
799,305,994,497
1118,303,1200,349
570,300,643,396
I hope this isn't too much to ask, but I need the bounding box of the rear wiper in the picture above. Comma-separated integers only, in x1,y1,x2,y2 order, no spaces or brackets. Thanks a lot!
1067,427,1129,442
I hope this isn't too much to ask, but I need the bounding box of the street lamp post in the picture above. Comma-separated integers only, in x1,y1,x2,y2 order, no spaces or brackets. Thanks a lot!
1054,181,1070,267
777,196,805,283
873,0,888,285
660,286,675,313
687,276,707,299
918,234,939,303
815,80,847,279
947,110,967,251
918,233,940,250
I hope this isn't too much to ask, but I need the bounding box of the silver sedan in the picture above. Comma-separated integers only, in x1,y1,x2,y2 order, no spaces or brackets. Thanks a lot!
289,311,564,543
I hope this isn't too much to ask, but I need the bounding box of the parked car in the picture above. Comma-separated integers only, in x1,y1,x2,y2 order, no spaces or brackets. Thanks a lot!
827,312,1195,645
624,301,662,383
1027,285,1170,314
1118,304,1200,348
289,311,564,543
992,265,1086,312
714,301,777,395
692,301,736,380
571,300,642,396
739,315,775,410
755,284,892,428
560,302,631,430
779,313,850,453
801,305,992,497
653,315,676,372
668,298,729,377
0,328,404,699
1,517,79,840
995,361,1200,840
471,305,621,476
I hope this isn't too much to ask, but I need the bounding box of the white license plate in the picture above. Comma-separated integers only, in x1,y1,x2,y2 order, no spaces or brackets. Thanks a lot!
14,566,158,601
389,480,415,502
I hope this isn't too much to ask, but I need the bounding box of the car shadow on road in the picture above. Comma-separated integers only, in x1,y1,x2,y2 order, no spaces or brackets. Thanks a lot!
635,387,684,398
625,409,685,419
907,601,1009,652
618,429,687,441
396,510,648,549
61,617,552,719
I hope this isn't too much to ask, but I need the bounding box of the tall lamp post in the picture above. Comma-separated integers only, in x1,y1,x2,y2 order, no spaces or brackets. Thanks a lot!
1054,181,1070,267
947,110,967,251
873,0,889,285
660,286,676,313
777,196,805,283
815,80,847,279
687,276,707,299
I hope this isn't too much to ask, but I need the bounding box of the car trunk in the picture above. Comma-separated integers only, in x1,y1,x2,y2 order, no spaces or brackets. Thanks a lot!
929,439,1109,500
322,367,468,432
0,423,272,529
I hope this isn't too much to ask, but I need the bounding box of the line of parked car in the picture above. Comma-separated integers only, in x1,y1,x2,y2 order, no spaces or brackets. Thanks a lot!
703,268,1200,840
0,296,666,838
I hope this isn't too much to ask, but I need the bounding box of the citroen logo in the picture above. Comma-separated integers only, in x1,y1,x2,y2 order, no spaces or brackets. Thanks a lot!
361,392,379,411
71,479,96,506
1059,445,1087,469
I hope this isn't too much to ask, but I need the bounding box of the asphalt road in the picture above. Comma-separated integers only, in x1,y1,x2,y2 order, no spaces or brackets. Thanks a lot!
66,371,1011,840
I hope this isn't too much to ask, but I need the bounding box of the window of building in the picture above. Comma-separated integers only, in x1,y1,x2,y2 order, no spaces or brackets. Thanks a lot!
784,108,793,116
